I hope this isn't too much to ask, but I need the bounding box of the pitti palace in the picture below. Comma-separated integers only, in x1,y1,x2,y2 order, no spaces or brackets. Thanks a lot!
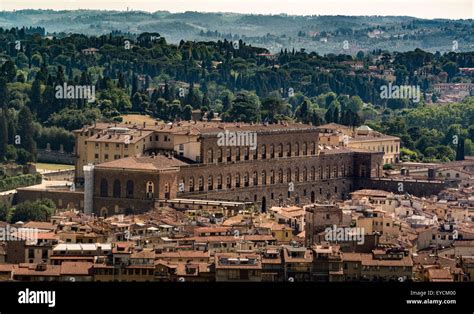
46,119,399,217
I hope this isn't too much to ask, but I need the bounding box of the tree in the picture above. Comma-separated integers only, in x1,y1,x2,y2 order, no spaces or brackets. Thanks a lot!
294,99,313,123
29,77,42,114
1,61,16,82
0,203,9,221
17,106,37,162
0,109,8,161
0,78,8,161
442,62,458,82
182,105,193,120
456,137,465,161
261,95,289,123
226,91,260,123
11,199,56,223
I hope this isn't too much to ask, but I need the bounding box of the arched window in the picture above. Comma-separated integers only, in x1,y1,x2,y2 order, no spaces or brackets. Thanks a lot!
295,143,300,156
198,176,204,191
303,167,307,182
287,168,292,183
235,174,241,188
126,180,134,198
295,167,300,182
217,175,222,190
311,166,315,181
341,164,346,176
253,171,258,185
311,142,316,155
302,142,307,155
217,148,223,162
278,169,283,183
278,144,283,157
100,179,108,197
113,179,121,198
164,183,170,199
146,181,154,199
226,174,232,189
287,143,292,157
261,145,266,159
208,175,213,190
261,171,266,185
252,146,258,160
244,147,250,160
236,148,241,161
189,177,194,192
270,170,275,184
333,165,338,178
244,172,249,187
270,144,275,158
319,166,323,179
226,148,232,162
207,149,213,163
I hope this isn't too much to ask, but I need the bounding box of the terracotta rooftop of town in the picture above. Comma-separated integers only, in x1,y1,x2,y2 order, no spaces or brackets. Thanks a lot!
427,268,453,282
22,221,56,231
343,252,413,267
350,189,392,197
95,155,188,171
85,129,153,144
75,120,320,136
155,251,210,259
14,263,61,277
60,262,93,275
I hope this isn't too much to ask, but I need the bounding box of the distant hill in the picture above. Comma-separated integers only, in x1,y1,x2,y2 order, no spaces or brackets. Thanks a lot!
0,10,473,54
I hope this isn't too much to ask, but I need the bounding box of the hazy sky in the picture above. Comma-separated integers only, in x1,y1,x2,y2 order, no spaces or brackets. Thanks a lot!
1,0,473,19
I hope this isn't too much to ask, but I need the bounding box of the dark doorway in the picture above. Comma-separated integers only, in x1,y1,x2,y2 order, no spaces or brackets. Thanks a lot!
311,191,315,203
261,196,267,213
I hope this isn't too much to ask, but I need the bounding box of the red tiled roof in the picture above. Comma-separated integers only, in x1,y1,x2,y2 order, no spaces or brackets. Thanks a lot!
95,155,188,171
